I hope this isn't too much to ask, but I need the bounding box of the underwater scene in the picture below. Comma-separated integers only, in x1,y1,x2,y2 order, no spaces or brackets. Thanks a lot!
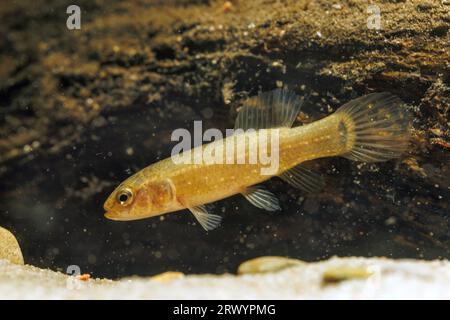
0,0,449,300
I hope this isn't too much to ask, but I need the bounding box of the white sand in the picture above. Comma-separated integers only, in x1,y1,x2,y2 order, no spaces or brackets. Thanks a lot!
0,257,449,299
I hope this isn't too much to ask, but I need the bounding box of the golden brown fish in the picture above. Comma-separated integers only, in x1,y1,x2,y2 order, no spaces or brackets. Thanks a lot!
104,89,410,230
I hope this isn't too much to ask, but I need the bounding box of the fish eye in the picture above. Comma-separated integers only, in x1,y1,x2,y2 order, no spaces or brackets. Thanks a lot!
117,188,133,206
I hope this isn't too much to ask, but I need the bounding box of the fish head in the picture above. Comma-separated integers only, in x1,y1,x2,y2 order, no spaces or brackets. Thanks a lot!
104,178,176,221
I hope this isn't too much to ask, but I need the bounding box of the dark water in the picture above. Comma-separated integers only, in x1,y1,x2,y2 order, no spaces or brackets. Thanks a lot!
1,102,447,279
0,0,448,280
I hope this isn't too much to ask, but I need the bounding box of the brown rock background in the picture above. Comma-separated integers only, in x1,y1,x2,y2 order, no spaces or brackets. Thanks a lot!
0,0,448,278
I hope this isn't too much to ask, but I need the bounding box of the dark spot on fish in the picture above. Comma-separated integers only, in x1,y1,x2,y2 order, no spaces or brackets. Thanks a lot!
338,120,347,146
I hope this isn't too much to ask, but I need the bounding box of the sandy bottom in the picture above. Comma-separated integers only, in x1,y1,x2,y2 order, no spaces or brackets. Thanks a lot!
0,257,449,299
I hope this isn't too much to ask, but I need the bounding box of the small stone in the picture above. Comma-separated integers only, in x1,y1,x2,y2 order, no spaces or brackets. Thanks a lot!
0,226,24,265
430,128,442,136
222,1,233,12
332,3,342,10
237,256,304,274
150,271,185,282
322,266,373,285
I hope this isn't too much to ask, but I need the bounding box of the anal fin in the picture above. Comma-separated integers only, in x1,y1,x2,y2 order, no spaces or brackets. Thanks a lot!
188,205,222,231
280,165,325,193
242,186,281,211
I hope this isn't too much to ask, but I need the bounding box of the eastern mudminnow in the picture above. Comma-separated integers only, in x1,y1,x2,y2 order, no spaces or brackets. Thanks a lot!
104,89,411,230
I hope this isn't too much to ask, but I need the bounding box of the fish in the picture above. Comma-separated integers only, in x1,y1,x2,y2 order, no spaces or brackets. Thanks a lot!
104,89,411,231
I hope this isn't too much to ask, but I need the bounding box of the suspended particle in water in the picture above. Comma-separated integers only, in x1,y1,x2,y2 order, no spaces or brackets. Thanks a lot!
201,108,214,119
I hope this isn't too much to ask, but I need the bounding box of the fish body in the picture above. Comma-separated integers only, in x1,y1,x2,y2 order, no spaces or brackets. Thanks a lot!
104,89,410,230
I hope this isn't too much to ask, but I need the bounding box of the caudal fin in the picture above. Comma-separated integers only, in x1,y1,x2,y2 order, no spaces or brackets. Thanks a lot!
336,92,411,162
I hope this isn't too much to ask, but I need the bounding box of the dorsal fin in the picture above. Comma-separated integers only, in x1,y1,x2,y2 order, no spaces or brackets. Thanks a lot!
234,88,304,130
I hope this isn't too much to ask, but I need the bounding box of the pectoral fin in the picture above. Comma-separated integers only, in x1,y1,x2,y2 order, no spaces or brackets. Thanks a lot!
242,186,281,211
279,165,325,193
188,205,222,231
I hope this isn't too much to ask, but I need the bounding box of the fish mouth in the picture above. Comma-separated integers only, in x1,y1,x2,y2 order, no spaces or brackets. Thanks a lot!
104,211,148,221
104,211,130,221
104,211,120,220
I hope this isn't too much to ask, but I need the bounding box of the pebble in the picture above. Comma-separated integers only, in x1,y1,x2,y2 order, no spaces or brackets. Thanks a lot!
150,271,185,282
322,266,373,285
237,256,304,274
0,226,24,265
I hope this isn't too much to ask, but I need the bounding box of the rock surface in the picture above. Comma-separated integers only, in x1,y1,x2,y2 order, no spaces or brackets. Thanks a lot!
0,257,449,299
0,0,449,278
